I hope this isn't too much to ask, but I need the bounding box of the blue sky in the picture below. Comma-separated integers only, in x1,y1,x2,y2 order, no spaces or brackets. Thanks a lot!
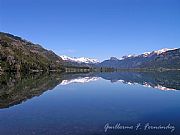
0,0,180,61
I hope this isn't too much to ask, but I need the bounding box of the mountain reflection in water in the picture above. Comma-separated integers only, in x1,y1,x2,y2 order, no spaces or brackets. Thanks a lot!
0,71,180,109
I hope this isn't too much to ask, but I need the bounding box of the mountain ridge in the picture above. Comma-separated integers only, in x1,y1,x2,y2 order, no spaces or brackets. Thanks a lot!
110,48,178,61
98,48,180,69
60,55,99,64
0,32,64,72
1,32,179,72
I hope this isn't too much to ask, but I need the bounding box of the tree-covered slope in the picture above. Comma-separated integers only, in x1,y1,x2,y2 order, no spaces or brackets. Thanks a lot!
0,32,64,72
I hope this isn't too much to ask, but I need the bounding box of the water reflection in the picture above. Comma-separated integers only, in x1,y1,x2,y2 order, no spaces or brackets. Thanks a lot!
0,71,180,135
0,71,180,108
95,71,180,91
0,73,63,108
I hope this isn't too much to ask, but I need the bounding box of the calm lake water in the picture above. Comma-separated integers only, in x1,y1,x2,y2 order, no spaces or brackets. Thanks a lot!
0,71,180,135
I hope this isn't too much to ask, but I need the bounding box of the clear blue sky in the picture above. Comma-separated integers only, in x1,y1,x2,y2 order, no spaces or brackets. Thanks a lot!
0,0,180,61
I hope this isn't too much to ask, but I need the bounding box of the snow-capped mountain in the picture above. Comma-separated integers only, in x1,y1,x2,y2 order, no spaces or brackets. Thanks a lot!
140,48,178,58
121,54,137,59
99,48,180,69
152,48,177,55
60,55,99,64
121,48,177,59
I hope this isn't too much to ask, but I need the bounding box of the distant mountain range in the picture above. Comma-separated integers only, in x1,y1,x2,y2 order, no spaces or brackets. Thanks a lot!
0,32,180,72
98,48,180,70
60,55,99,64
61,48,180,70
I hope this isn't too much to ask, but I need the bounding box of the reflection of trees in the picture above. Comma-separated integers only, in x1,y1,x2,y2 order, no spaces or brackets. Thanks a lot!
0,73,63,108
0,71,179,109
0,72,95,109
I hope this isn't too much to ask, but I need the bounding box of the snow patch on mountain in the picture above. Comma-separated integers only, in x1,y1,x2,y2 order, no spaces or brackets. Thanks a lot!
60,55,100,64
120,48,177,60
152,48,177,55
142,52,151,57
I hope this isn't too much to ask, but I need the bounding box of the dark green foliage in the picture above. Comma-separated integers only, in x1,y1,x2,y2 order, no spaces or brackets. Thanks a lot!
0,32,64,72
0,72,64,108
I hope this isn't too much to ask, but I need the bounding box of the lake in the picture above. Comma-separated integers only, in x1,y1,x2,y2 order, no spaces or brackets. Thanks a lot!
0,71,180,135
